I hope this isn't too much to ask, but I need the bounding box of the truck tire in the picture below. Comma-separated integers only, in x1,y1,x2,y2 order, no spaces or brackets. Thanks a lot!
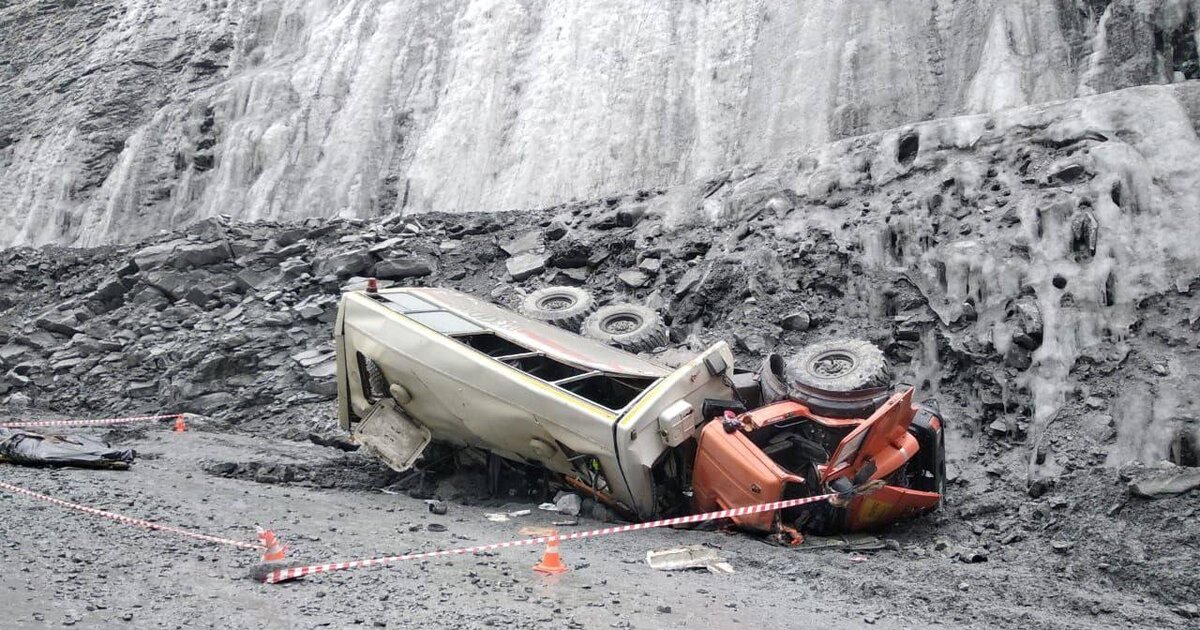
929,432,947,505
364,356,388,401
787,338,891,393
581,304,667,353
782,339,892,418
519,286,596,331
908,405,947,504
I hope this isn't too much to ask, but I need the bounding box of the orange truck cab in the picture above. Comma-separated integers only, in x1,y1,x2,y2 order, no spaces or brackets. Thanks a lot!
692,388,945,534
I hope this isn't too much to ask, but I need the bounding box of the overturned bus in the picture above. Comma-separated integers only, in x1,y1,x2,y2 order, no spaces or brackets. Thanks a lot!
334,286,945,536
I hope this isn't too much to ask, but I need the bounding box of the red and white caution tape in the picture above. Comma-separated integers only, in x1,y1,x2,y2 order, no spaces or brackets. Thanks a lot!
264,492,838,584
0,413,184,429
0,480,261,551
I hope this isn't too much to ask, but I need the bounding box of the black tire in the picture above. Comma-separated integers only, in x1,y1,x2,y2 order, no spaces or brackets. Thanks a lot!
364,357,388,401
931,433,946,506
759,354,790,404
780,339,892,418
519,286,596,331
581,303,667,352
786,338,891,393
908,405,947,506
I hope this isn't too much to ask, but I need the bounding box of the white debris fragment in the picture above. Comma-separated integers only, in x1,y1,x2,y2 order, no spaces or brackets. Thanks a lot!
645,546,734,574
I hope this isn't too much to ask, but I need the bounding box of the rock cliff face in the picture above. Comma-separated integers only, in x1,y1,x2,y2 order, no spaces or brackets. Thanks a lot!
657,81,1200,478
1,0,1198,247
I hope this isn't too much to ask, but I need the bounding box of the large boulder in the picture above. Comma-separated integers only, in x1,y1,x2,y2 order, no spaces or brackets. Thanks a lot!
131,238,231,271
132,239,188,271
143,269,217,301
235,268,282,292
314,248,372,278
373,257,432,279
506,254,547,281
168,240,232,268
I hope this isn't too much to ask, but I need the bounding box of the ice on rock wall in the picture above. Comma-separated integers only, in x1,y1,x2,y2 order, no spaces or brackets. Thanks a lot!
671,83,1200,473
2,0,1199,246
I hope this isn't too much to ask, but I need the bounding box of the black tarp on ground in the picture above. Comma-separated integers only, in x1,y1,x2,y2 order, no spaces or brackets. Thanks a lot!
0,428,135,469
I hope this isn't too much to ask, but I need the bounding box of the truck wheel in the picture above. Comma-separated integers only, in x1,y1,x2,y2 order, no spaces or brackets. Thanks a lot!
582,304,667,352
788,338,891,393
520,286,596,331
783,339,892,418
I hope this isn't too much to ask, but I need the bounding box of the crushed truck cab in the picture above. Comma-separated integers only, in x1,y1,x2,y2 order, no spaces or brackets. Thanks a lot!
335,286,945,531
692,390,943,534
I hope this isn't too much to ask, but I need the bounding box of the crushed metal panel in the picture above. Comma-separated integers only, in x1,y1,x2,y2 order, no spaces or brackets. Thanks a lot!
796,534,884,552
354,399,431,472
645,545,734,574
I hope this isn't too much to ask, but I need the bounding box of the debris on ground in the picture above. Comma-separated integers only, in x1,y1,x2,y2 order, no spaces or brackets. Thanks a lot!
553,492,582,517
795,534,885,552
646,545,735,574
1129,469,1200,499
0,429,135,469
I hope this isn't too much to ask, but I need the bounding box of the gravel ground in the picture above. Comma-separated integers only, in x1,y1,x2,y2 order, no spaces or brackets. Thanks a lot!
1,424,1188,630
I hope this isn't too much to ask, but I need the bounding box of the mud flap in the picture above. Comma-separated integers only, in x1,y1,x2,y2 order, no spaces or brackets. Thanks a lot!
353,399,431,472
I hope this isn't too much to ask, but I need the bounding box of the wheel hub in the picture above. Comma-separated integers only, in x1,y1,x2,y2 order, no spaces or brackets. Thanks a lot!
602,314,641,334
810,351,856,378
538,296,575,311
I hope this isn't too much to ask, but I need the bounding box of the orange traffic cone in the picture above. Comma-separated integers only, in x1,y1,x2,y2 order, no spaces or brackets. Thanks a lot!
173,414,187,432
532,534,568,575
257,528,288,562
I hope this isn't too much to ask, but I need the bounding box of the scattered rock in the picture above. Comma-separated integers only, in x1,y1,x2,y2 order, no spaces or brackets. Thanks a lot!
169,240,232,268
554,492,582,517
315,248,373,278
302,358,338,397
1129,469,1200,498
500,231,544,257
780,311,811,331
374,257,432,279
638,258,661,274
506,254,546,281
35,315,81,336
126,381,158,399
618,270,649,289
1050,540,1074,554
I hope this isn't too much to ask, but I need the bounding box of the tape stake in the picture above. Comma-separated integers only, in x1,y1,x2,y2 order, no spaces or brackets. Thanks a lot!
0,413,185,429
265,493,838,584
0,480,261,551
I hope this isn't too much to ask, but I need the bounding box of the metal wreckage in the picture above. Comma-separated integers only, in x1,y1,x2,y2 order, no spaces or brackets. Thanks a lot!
335,283,947,542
